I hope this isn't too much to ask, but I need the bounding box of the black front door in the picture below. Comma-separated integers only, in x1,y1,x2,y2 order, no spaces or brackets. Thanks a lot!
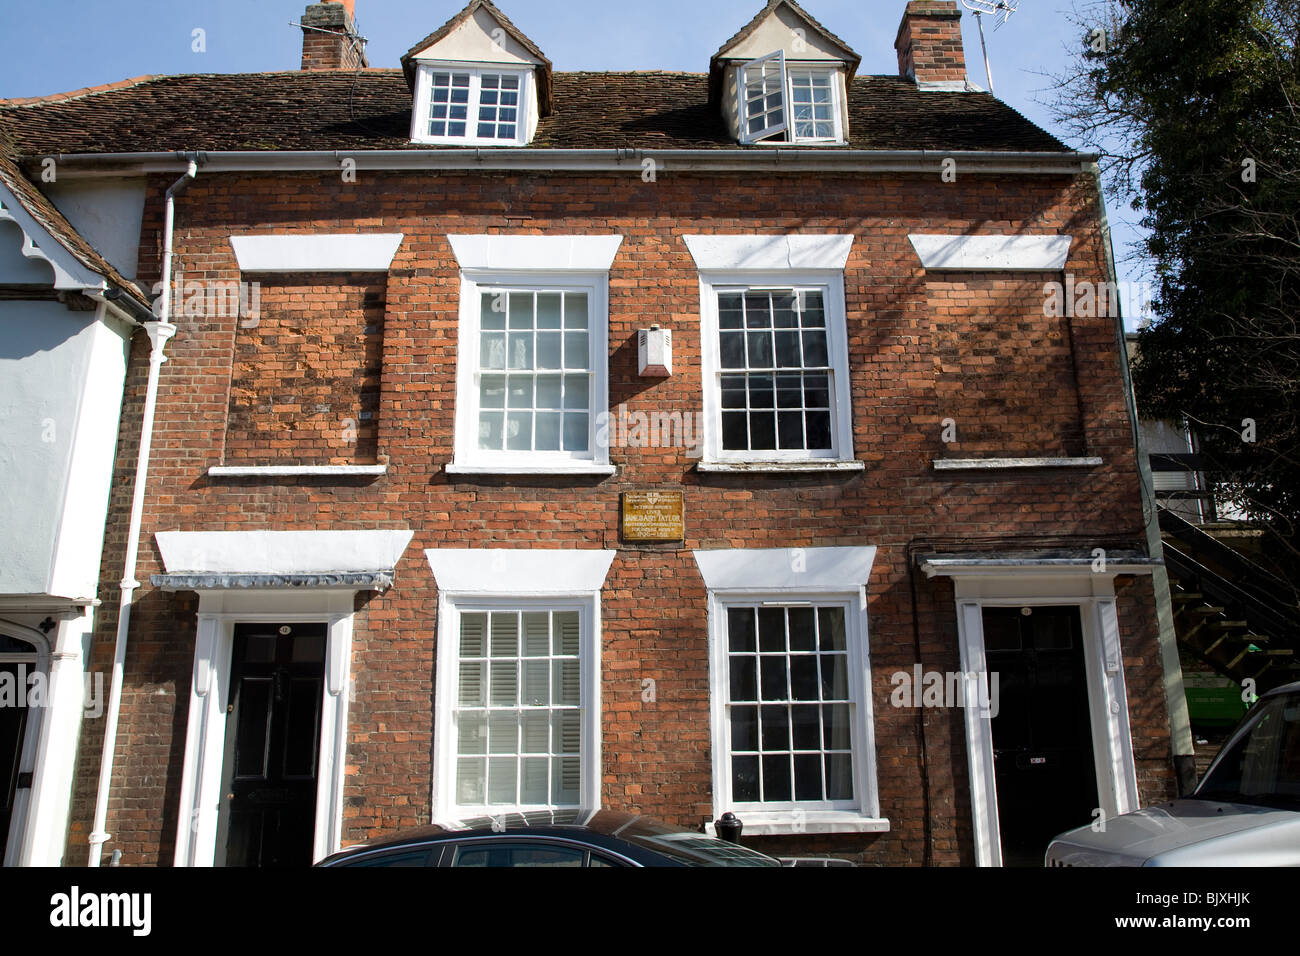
0,660,30,862
216,623,326,867
984,605,1099,867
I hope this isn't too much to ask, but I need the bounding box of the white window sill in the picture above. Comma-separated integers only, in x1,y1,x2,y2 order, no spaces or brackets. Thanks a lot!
207,464,388,477
444,462,617,476
932,457,1103,471
705,812,891,836
697,460,864,474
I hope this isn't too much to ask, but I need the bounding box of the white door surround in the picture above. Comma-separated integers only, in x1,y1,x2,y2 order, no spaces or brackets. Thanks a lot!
0,607,93,868
920,561,1148,867
172,589,357,866
159,528,414,866
0,621,44,868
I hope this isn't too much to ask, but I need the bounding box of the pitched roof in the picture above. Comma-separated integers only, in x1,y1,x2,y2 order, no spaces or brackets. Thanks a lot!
400,0,553,113
0,150,149,311
0,70,1067,155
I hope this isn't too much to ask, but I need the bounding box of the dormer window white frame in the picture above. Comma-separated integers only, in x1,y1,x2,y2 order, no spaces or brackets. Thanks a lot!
738,51,844,146
410,61,534,147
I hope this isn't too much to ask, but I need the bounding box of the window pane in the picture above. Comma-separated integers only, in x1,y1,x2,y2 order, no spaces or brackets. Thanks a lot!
563,332,589,370
554,612,580,655
720,331,746,369
791,704,820,749
481,292,506,328
565,293,588,329
824,703,852,750
760,657,787,701
760,704,789,751
457,758,485,804
536,293,562,328
563,375,588,410
480,332,505,369
458,714,487,755
820,655,848,700
728,608,756,652
826,753,854,800
507,332,533,370
794,754,823,801
731,705,758,751
818,607,846,651
506,411,532,450
460,614,487,657
534,376,562,409
490,613,518,656
762,754,792,801
507,377,533,409
488,757,517,804
480,375,506,409
563,413,589,452
478,411,503,450
534,412,561,451
790,657,819,701
729,656,757,702
536,332,562,369
758,607,785,652
490,661,517,706
733,755,760,801
521,758,549,804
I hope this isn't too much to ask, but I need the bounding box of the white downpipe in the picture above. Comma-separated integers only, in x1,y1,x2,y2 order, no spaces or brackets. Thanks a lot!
87,159,195,865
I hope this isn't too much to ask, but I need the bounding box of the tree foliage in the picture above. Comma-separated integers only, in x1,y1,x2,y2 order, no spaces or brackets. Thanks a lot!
1052,0,1300,576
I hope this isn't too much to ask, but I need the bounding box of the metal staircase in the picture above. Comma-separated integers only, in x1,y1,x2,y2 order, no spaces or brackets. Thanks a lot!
1159,509,1300,692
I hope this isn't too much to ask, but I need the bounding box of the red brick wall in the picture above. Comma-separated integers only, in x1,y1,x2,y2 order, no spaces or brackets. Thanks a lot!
66,166,1174,867
225,273,384,466
931,272,1086,456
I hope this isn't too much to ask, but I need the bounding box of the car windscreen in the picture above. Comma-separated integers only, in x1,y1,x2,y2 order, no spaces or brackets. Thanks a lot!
1195,692,1300,810
611,818,782,867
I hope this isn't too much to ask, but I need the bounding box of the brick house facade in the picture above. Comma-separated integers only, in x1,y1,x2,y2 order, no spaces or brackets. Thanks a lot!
0,0,1180,866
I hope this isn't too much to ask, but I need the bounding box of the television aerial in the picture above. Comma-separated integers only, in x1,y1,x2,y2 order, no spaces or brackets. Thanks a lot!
960,0,1020,95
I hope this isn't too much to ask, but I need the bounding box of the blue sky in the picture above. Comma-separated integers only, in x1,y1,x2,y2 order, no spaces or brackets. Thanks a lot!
0,0,1148,305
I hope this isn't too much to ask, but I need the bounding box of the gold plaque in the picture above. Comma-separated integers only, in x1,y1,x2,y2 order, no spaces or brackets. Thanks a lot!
621,491,685,542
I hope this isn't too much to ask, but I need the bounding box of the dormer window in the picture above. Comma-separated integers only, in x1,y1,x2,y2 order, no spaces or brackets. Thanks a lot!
401,0,554,148
739,52,842,144
711,0,860,148
416,65,530,144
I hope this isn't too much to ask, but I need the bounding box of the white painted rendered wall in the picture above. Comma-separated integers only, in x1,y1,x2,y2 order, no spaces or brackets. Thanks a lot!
43,179,147,281
0,299,131,597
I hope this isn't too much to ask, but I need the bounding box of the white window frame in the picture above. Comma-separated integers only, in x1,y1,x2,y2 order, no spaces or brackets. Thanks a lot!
426,549,614,822
450,271,612,474
695,547,887,836
738,53,844,146
697,271,855,465
410,62,533,147
432,596,600,819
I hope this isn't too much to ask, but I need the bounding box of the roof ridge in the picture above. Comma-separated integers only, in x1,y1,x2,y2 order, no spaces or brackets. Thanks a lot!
0,74,163,108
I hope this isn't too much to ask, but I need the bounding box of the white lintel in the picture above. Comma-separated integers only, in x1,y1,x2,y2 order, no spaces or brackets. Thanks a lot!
908,234,1072,271
425,549,616,594
155,529,414,575
683,234,854,272
230,234,404,272
447,235,623,272
693,546,877,592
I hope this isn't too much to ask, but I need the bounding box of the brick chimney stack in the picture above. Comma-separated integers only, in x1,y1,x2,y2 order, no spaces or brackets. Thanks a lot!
301,0,368,71
895,1,967,90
